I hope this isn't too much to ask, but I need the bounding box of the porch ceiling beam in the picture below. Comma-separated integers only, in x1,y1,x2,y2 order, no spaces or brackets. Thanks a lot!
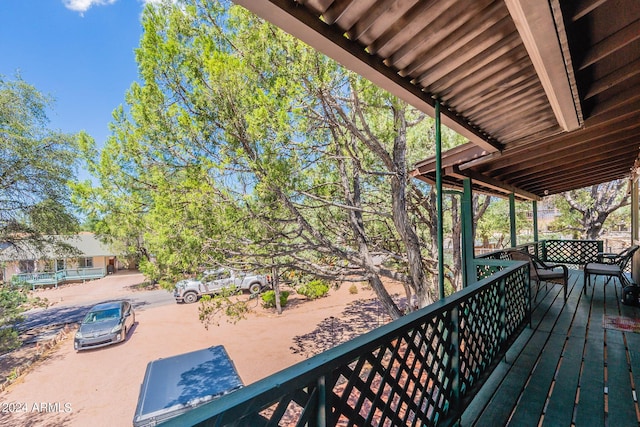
445,166,541,201
234,0,504,153
504,0,582,131
494,131,640,181
412,143,489,175
521,150,639,189
460,103,640,172
524,163,636,195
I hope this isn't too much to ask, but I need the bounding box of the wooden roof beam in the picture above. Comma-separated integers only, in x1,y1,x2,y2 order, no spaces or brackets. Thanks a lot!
446,166,541,201
412,143,489,175
504,0,582,131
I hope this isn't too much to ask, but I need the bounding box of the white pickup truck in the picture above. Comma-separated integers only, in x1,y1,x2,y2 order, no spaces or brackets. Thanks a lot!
173,269,270,304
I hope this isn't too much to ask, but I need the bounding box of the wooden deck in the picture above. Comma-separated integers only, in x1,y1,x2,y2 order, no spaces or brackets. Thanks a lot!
462,269,640,426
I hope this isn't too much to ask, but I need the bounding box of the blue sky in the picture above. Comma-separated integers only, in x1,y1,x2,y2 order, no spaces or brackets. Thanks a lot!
0,0,153,150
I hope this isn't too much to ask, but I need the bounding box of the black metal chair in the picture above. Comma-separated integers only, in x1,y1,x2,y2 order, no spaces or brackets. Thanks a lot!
583,245,639,294
507,249,568,301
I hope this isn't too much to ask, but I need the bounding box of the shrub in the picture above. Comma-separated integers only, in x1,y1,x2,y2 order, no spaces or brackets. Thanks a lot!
297,279,330,300
348,284,358,294
261,290,290,308
0,287,27,353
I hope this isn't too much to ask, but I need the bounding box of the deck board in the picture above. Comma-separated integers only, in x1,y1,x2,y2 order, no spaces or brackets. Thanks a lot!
575,276,605,426
508,332,565,426
603,281,638,426
542,334,583,426
463,269,640,427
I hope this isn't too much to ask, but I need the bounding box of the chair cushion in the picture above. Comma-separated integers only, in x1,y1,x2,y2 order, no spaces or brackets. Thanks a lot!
537,269,565,280
585,262,621,275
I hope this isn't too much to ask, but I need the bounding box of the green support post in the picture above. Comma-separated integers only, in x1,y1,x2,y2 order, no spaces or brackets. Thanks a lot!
632,177,639,282
436,100,445,299
532,200,539,243
632,177,638,243
317,375,326,426
509,193,517,248
462,178,475,287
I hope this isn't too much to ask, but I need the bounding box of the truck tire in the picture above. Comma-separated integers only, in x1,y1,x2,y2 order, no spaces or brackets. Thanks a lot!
249,283,262,294
183,292,198,304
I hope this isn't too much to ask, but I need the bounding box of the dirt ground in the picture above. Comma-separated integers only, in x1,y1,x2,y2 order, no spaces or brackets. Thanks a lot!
0,272,403,426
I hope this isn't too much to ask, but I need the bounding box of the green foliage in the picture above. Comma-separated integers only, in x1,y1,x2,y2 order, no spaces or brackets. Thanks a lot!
26,295,49,310
0,75,79,352
0,285,28,353
73,0,470,317
198,290,251,328
0,75,81,241
297,279,329,300
7,368,20,382
548,180,630,240
261,290,290,309
475,198,531,247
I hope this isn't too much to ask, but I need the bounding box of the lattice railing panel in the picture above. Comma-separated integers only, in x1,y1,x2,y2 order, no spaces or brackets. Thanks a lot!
327,312,457,427
168,262,530,427
458,283,502,395
542,239,601,267
504,267,529,336
475,263,502,281
478,240,603,270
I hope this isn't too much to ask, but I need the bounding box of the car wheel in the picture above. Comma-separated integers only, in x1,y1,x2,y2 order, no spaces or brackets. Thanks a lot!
183,292,198,304
249,283,261,294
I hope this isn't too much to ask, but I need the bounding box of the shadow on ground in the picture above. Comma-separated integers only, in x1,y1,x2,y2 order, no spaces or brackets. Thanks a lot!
290,297,405,358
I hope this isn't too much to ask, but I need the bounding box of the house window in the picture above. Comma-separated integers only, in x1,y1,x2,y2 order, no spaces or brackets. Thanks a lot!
80,257,93,268
19,260,35,273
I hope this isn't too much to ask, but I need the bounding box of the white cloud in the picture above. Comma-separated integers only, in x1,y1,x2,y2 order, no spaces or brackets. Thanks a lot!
63,0,118,13
63,0,175,14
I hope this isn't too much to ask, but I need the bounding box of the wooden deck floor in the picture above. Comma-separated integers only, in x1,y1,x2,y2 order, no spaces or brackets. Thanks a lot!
461,269,640,427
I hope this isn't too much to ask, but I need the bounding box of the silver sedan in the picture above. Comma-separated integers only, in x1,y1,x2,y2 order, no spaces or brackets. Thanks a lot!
74,300,135,351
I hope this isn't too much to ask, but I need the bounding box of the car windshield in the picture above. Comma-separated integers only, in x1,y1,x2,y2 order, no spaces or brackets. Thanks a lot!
83,308,121,324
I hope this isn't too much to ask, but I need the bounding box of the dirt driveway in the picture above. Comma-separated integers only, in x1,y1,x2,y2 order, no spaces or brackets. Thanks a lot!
0,273,401,426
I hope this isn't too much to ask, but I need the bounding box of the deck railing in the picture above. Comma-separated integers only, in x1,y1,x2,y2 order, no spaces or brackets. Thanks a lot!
540,239,602,268
478,239,602,269
163,259,529,427
11,267,107,289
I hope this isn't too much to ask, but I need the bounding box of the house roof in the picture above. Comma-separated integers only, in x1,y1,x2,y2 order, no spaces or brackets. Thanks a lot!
0,233,115,262
235,0,640,200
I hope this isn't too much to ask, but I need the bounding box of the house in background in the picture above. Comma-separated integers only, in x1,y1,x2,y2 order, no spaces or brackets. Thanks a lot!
0,232,119,287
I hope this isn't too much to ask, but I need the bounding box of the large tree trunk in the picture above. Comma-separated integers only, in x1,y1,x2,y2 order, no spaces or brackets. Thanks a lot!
338,134,404,319
272,266,282,315
565,180,630,240
390,105,432,308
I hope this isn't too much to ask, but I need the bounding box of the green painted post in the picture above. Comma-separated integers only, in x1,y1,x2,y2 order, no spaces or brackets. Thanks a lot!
509,193,517,248
632,178,639,283
436,100,445,299
632,177,638,243
317,375,326,426
532,200,539,244
462,179,475,287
